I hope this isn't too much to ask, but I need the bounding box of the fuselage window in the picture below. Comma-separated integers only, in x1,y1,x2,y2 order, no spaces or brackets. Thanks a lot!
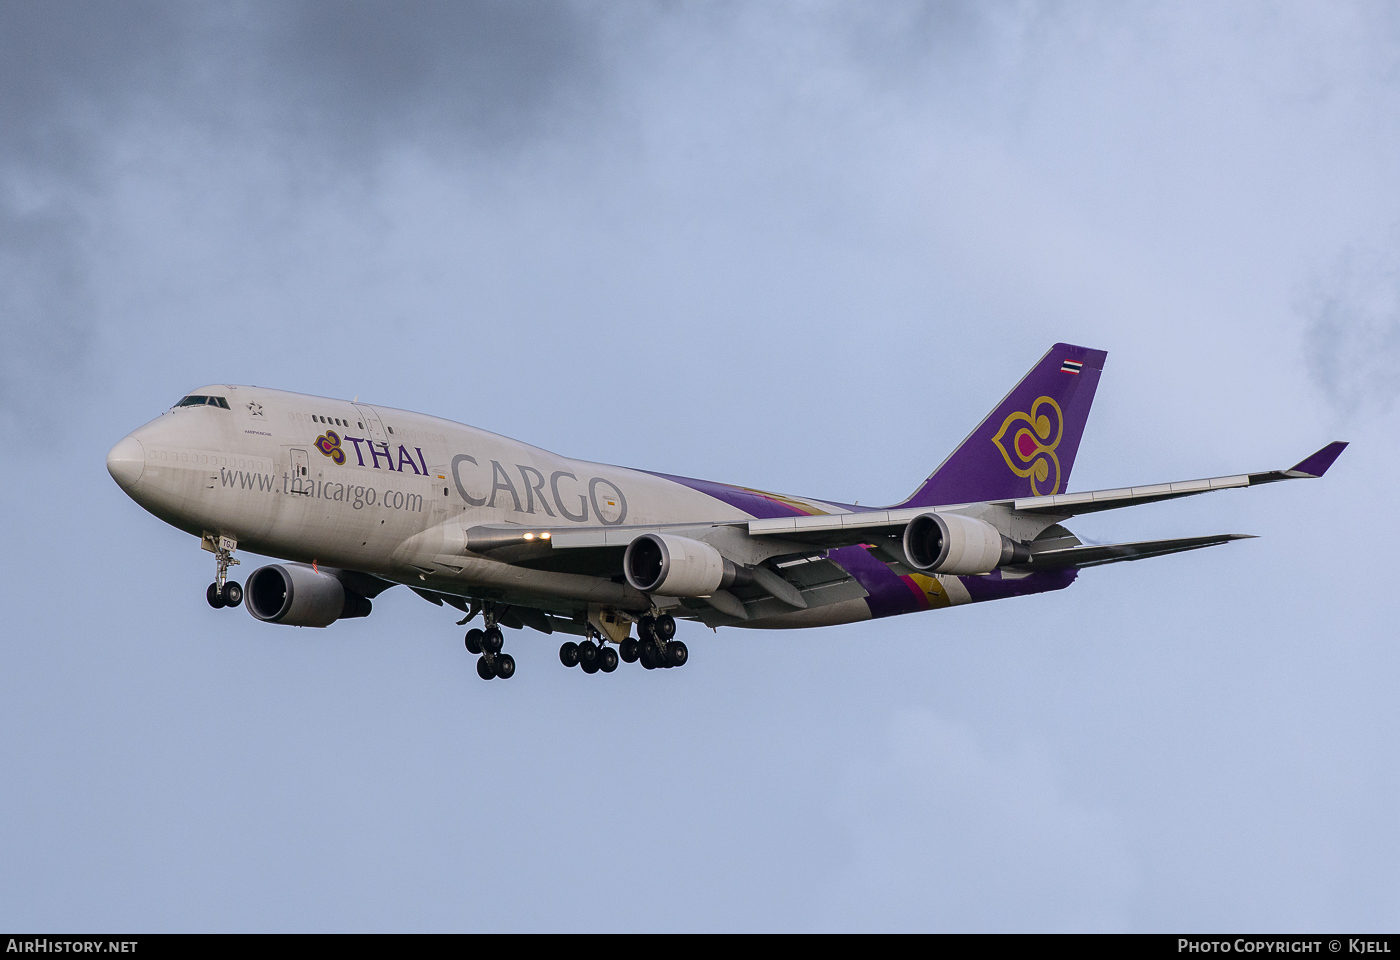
388,426,394,434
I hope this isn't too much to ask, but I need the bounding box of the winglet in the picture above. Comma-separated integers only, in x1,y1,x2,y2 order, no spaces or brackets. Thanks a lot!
1289,441,1348,478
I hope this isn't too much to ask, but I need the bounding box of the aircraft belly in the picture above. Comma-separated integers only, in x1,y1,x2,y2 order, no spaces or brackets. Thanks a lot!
407,556,648,611
737,598,873,629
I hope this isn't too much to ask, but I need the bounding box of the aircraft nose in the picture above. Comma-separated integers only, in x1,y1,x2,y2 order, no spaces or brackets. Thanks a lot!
107,435,146,491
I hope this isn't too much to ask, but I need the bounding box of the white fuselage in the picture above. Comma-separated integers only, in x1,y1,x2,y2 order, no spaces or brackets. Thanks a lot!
107,385,866,626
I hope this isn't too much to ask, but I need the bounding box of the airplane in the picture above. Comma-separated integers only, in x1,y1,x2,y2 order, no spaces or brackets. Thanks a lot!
106,343,1346,681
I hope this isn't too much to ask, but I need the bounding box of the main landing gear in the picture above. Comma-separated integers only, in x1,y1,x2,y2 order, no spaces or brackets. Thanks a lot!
465,611,515,680
558,630,619,675
630,614,687,670
560,614,687,674
205,536,242,609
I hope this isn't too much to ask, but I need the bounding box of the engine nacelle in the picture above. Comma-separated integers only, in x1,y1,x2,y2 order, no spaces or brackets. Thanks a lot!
903,512,1025,575
245,563,373,627
624,533,748,597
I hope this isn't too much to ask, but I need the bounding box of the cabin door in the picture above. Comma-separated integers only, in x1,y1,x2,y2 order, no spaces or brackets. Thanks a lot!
352,404,388,445
290,448,310,493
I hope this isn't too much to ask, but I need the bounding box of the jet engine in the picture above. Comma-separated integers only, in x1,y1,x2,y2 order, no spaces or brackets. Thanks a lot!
624,533,749,597
245,563,374,627
902,513,1029,575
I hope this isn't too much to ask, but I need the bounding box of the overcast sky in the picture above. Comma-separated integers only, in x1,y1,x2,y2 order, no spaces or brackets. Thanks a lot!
3,1,1399,931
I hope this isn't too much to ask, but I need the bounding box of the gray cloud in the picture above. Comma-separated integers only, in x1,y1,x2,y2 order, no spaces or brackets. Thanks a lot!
0,1,607,166
261,1,602,153
0,201,90,435
1303,232,1400,416
0,2,186,173
0,1,185,433
0,0,611,432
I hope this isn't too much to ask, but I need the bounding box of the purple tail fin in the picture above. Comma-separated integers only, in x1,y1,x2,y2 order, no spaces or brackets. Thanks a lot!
897,343,1108,507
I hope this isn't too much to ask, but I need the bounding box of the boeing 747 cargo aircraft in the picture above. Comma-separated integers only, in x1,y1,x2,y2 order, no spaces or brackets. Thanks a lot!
106,344,1345,680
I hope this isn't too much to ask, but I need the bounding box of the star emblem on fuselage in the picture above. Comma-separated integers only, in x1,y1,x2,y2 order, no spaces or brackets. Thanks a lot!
247,402,263,417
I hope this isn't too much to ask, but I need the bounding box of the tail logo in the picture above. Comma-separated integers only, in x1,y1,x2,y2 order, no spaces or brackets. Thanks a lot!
991,396,1063,496
315,430,346,465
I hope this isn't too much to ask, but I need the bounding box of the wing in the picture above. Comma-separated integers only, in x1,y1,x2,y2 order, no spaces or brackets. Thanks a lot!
458,522,865,622
463,523,674,577
1001,441,1349,518
444,442,1341,625
743,441,1347,549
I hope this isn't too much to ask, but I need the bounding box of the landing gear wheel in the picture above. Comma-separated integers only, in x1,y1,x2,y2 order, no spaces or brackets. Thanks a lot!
221,581,243,608
580,656,600,675
655,614,677,640
477,656,496,680
619,638,640,663
559,641,579,667
577,640,598,666
639,643,660,670
465,628,484,654
599,647,619,673
494,653,515,679
482,626,504,654
209,540,240,608
638,616,656,641
666,640,688,667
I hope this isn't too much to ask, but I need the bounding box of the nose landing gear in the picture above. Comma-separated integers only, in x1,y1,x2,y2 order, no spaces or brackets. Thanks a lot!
206,580,243,608
205,535,242,609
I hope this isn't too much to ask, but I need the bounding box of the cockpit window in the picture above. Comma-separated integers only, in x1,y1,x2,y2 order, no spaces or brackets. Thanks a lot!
175,395,230,409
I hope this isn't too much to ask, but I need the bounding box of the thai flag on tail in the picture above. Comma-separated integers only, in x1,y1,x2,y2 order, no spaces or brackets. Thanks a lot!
1061,359,1084,375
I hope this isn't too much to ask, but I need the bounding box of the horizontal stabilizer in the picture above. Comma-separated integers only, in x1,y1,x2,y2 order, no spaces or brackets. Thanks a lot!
1019,533,1255,570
